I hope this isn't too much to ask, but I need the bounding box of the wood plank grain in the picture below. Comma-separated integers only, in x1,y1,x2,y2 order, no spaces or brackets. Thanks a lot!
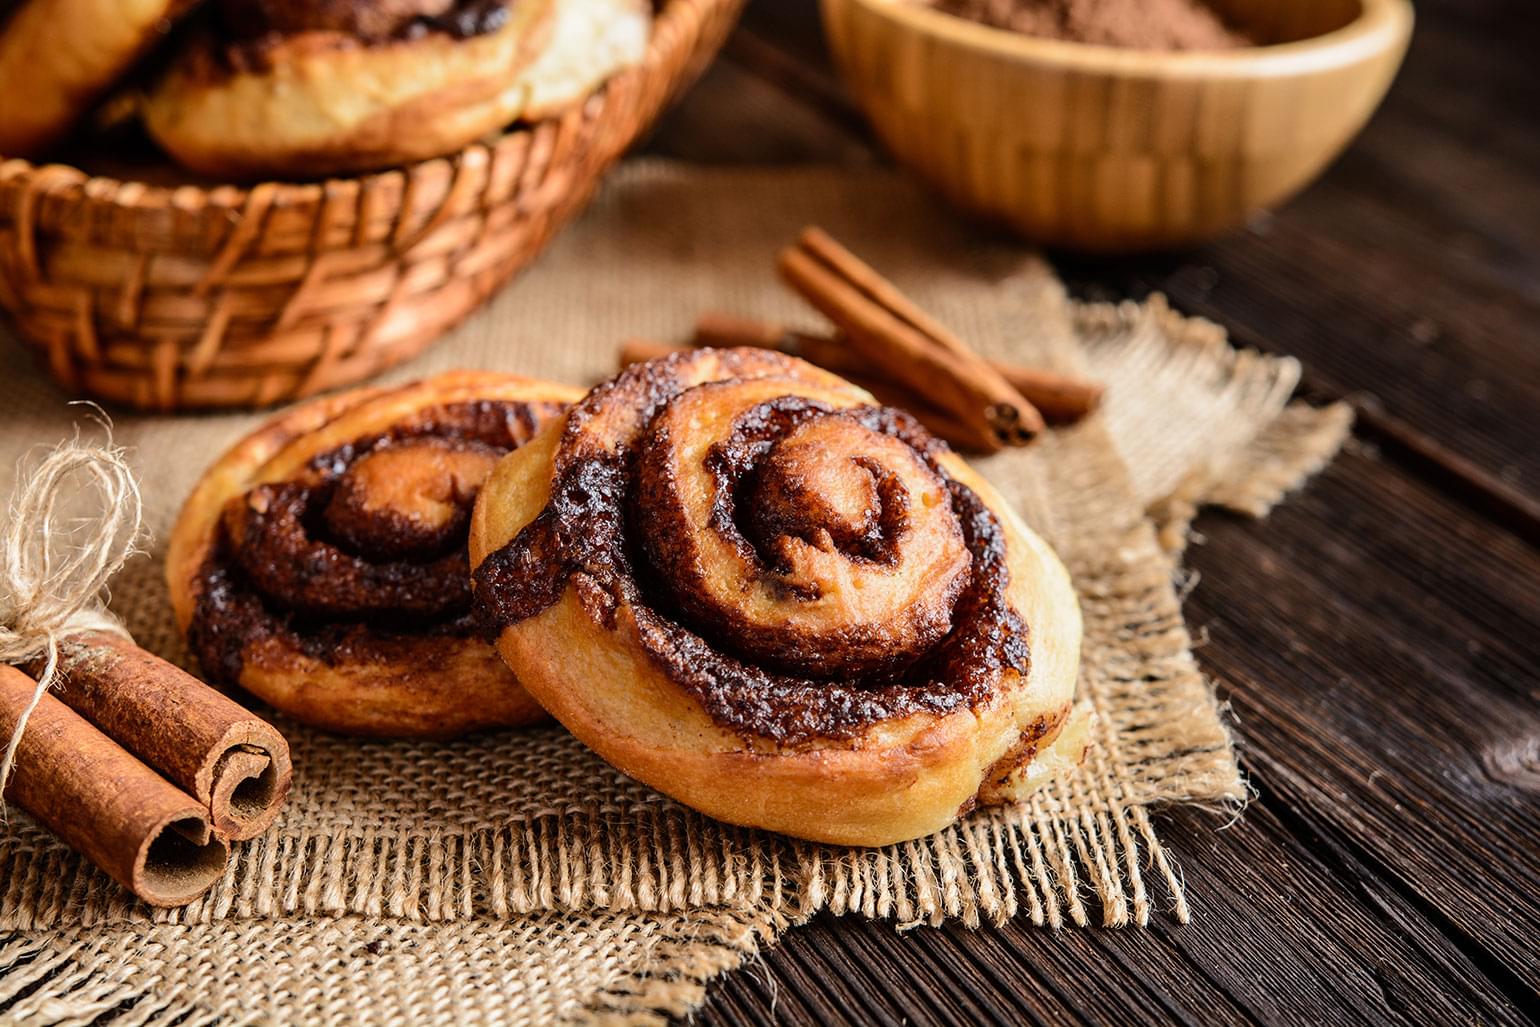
1182,449,1540,997
700,797,1531,1025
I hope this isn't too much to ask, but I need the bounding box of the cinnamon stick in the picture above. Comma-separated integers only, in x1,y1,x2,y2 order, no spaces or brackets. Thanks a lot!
838,372,986,446
693,311,786,350
779,228,1046,446
802,332,1102,424
38,633,291,841
1,664,230,907
619,339,991,450
993,366,1106,425
692,313,1105,425
776,247,1011,450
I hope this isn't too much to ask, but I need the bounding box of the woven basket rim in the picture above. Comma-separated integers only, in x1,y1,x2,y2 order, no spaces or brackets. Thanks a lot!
0,0,708,213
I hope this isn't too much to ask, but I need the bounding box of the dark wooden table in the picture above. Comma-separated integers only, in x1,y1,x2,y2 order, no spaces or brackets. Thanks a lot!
645,2,1540,1023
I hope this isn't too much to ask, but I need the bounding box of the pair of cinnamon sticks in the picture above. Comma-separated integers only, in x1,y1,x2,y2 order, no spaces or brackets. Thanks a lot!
622,228,1103,452
0,634,291,907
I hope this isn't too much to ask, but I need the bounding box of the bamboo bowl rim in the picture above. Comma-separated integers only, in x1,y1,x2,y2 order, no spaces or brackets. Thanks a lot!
0,0,705,215
840,0,1413,78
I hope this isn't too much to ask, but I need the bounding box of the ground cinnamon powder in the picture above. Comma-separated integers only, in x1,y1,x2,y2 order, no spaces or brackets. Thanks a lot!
930,0,1253,50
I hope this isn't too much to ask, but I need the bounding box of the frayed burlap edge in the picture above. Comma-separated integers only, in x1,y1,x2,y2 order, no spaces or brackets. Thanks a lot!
1076,294,1352,554
1207,401,1354,517
0,907,783,1026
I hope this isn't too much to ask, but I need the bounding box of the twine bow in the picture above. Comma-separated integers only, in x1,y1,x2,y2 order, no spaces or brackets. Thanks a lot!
1,421,143,808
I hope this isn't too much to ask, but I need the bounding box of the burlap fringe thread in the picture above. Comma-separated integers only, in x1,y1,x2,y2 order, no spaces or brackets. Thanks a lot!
1076,294,1354,554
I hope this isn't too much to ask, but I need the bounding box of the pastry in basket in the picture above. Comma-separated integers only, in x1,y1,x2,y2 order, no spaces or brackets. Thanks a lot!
143,0,652,177
0,0,196,156
167,371,582,737
469,349,1090,846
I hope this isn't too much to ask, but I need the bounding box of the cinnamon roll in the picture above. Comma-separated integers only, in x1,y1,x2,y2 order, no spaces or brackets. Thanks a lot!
469,350,1086,846
167,371,582,737
142,0,651,178
0,0,197,156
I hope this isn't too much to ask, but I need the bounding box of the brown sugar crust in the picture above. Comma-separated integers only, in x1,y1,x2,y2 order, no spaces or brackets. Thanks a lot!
167,371,582,738
469,349,1085,845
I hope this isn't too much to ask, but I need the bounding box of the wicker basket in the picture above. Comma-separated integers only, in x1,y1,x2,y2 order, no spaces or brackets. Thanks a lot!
0,0,743,411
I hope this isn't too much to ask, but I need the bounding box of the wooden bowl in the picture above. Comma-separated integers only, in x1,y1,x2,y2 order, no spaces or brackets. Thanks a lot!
0,0,742,411
820,0,1413,251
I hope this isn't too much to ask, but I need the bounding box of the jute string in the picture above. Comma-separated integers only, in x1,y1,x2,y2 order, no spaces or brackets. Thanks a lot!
0,420,140,813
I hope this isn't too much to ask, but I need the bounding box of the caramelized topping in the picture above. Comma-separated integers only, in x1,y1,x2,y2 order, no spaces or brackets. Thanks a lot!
204,0,519,74
215,0,512,42
188,399,564,684
324,440,499,559
473,351,1029,744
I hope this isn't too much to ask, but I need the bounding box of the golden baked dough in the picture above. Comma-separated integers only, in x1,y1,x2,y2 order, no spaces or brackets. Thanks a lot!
142,0,651,178
0,0,196,156
167,371,583,737
520,0,651,119
469,349,1087,846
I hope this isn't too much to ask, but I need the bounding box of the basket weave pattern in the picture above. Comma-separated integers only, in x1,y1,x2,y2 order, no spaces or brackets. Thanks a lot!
0,0,742,411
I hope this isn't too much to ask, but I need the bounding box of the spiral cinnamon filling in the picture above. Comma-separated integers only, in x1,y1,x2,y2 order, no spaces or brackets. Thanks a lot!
473,350,1030,745
218,0,513,40
190,400,564,685
207,0,519,73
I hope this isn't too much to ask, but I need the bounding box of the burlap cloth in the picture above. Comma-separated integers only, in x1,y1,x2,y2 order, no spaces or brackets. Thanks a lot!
0,163,1349,1024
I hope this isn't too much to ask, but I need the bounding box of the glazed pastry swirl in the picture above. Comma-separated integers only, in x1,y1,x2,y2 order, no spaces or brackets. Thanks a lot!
475,353,1026,743
167,372,582,737
198,403,530,672
469,350,1087,845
